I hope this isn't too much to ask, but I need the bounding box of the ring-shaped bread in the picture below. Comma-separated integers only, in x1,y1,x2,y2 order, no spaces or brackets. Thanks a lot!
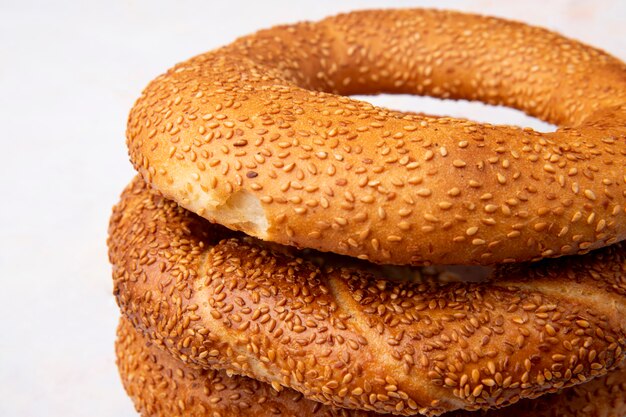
127,9,626,266
116,317,626,417
109,177,626,416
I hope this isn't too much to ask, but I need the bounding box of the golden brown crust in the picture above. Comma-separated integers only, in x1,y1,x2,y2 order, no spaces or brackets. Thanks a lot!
109,177,626,416
116,316,626,417
115,316,366,417
126,8,626,266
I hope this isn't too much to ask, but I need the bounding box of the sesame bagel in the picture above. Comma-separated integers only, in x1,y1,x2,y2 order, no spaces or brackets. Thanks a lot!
127,8,626,266
116,317,626,417
116,316,371,417
109,177,626,416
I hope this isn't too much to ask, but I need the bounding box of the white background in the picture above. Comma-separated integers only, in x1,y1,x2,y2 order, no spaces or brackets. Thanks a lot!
0,0,624,416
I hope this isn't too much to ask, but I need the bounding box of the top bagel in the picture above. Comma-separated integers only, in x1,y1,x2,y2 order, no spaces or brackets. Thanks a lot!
127,9,626,266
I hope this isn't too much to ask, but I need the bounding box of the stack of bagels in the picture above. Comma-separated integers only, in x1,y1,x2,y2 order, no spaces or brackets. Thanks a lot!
109,8,626,417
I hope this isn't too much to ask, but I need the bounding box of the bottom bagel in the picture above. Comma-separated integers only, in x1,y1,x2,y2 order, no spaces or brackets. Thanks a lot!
116,317,626,417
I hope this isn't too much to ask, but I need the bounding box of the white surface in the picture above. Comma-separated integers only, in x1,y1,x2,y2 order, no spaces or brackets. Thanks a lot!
0,0,624,416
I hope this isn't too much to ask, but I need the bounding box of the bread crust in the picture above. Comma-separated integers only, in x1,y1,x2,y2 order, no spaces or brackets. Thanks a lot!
109,177,626,416
116,316,626,417
126,9,626,266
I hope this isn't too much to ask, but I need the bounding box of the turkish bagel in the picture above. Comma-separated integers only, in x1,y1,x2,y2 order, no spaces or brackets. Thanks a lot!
126,8,626,266
109,177,626,416
115,317,626,417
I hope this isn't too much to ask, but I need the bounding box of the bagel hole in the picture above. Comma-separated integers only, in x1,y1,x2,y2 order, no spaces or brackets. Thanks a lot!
351,94,556,132
370,263,494,283
291,247,494,283
214,190,269,237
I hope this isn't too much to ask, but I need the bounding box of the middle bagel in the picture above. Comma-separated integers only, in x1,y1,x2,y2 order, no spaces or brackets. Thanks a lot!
109,177,626,416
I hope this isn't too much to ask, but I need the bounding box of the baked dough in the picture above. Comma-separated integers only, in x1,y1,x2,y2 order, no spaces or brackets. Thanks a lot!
109,177,626,415
127,9,626,265
116,316,626,417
